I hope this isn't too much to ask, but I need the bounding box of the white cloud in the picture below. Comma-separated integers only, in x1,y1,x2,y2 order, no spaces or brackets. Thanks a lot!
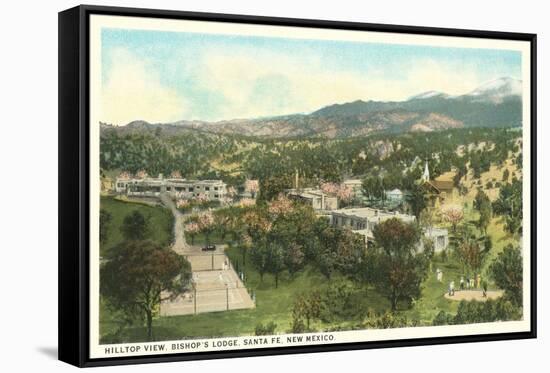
193,50,487,120
101,47,503,123
101,49,188,125
194,51,372,118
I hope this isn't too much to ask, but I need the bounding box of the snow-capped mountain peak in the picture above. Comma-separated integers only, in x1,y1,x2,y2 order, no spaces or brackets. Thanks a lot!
465,77,522,103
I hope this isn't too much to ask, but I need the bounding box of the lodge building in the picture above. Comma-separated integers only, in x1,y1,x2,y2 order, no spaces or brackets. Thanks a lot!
330,207,449,252
287,188,339,211
115,174,227,201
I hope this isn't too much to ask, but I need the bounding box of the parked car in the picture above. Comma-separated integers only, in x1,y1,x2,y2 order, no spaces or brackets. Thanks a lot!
201,244,216,251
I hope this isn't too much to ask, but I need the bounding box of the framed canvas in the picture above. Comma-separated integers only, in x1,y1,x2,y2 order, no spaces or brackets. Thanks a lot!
58,4,537,367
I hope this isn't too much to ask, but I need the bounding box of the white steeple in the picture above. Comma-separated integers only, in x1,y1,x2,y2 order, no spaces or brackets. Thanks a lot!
422,160,430,182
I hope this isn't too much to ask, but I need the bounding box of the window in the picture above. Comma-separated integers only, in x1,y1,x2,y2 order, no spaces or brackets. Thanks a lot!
215,194,219,198
214,187,218,191
205,187,210,191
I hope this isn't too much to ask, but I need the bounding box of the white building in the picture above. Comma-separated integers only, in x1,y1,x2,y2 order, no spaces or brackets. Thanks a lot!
385,188,404,202
287,188,338,211
115,175,227,201
330,207,448,252
331,207,415,232
423,227,450,253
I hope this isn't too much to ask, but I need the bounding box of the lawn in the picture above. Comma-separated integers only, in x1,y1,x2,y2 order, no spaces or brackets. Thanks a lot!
100,244,394,343
100,196,174,256
100,244,473,343
99,193,515,343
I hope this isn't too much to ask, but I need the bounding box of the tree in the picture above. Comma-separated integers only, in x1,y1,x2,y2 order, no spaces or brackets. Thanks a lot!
101,240,192,340
362,177,384,200
489,244,523,306
336,184,353,205
314,225,365,280
255,322,277,336
406,183,427,219
369,218,427,311
267,242,286,288
419,206,438,234
292,292,322,331
120,210,149,241
502,169,510,182
242,210,272,242
319,280,360,322
258,175,291,202
493,179,522,236
136,170,148,179
170,170,182,179
197,211,214,245
474,190,493,234
455,236,489,277
321,182,353,206
249,242,270,282
442,204,464,233
214,209,234,241
99,209,112,245
267,194,293,218
250,240,286,287
478,197,493,235
474,189,489,211
285,243,305,277
184,222,200,245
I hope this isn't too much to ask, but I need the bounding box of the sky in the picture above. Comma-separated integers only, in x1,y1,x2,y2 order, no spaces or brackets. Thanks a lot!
100,28,522,125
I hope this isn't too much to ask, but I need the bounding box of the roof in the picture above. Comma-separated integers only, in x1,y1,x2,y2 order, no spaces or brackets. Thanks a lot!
431,180,454,191
331,207,415,223
194,180,226,184
422,180,453,193
386,188,403,195
288,188,327,197
116,177,225,185
343,179,363,185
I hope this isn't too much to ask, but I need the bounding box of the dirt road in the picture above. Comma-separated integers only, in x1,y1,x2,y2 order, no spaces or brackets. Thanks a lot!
160,193,188,254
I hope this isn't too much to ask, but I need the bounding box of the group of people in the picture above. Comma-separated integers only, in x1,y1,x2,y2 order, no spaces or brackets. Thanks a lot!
436,269,485,297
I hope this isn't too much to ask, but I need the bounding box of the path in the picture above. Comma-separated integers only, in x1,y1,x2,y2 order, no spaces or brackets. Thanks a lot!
444,290,504,301
159,193,188,254
159,193,254,316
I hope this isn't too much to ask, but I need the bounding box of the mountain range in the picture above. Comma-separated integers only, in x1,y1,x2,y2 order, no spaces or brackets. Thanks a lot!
101,77,522,139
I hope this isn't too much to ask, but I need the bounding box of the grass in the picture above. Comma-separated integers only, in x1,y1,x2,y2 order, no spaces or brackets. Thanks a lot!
402,257,461,323
99,189,517,343
100,196,174,256
100,246,471,343
100,244,392,343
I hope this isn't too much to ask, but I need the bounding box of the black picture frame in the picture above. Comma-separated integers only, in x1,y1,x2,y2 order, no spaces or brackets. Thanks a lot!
58,4,537,368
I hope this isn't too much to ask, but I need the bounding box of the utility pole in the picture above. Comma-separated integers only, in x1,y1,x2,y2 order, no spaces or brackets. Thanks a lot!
194,287,197,315
226,284,229,311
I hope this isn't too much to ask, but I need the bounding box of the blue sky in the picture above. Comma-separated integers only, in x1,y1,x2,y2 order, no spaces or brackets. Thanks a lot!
101,28,522,125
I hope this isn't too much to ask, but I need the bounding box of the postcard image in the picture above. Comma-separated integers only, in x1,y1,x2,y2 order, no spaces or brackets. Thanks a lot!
88,14,532,359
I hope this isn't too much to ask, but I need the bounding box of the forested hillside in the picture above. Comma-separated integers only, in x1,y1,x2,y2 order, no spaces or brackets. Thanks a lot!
101,126,522,194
